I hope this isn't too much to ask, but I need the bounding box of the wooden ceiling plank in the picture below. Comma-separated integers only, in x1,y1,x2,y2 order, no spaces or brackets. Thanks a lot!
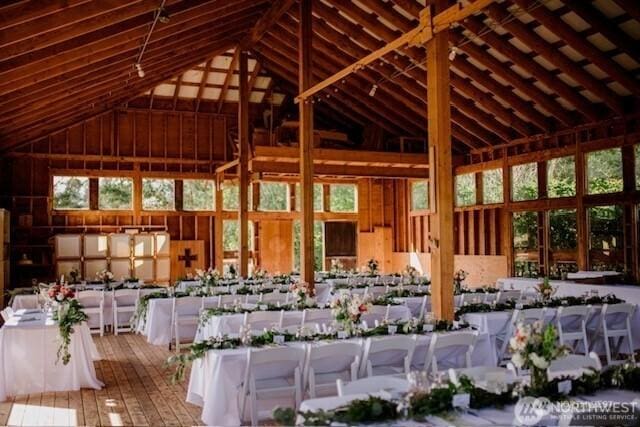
486,2,625,115
513,0,640,98
195,59,213,112
611,0,640,23
172,75,183,110
0,0,91,29
238,0,295,48
217,49,240,113
462,15,601,122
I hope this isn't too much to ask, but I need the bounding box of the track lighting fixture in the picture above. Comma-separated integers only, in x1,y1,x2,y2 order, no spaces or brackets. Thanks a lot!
135,63,145,78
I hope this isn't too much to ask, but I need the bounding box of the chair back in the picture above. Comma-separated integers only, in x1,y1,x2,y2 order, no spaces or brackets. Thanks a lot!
306,342,361,396
337,376,409,396
246,346,306,382
423,331,477,374
246,310,283,332
201,296,219,311
360,335,416,377
516,308,546,326
260,292,289,305
547,353,602,380
497,290,522,303
113,289,139,306
173,296,203,317
218,294,242,307
77,290,104,308
360,305,388,328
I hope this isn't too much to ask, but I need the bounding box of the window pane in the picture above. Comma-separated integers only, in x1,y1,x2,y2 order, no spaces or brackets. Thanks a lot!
259,182,288,211
222,220,255,251
455,173,475,207
98,177,132,210
53,176,89,210
411,180,428,210
183,180,214,211
482,169,503,204
547,156,576,198
142,178,174,210
513,211,539,277
293,220,324,271
587,148,623,194
588,205,624,271
222,183,239,211
295,183,323,212
636,144,640,190
330,184,357,212
549,209,578,279
511,163,538,202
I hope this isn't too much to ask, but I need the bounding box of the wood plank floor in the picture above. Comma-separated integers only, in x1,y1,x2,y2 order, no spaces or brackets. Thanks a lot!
0,334,202,427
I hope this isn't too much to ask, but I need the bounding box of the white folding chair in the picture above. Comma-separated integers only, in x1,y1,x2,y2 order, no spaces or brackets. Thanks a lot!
77,290,105,336
260,292,289,305
360,305,389,328
547,352,602,381
423,331,477,375
496,290,522,304
304,342,361,398
301,308,333,332
496,308,545,364
244,310,284,334
336,376,409,396
360,335,416,377
170,296,202,352
112,289,140,335
418,295,430,320
241,347,306,426
201,296,219,311
218,294,242,308
556,305,590,354
448,366,517,386
595,303,636,365
368,286,387,298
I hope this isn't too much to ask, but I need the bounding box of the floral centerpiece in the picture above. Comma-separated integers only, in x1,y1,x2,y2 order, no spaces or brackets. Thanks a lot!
536,277,556,302
68,267,81,284
330,259,345,275
365,258,379,276
509,321,568,395
195,267,220,294
403,265,419,285
96,269,114,285
330,291,372,334
453,269,468,294
289,281,314,308
48,284,88,365
252,268,268,280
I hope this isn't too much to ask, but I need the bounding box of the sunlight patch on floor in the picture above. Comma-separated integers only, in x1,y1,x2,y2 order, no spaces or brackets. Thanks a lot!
7,403,77,427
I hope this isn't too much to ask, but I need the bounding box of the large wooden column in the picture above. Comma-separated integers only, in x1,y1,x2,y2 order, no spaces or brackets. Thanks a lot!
299,0,315,289
238,50,250,278
427,0,454,320
214,172,224,271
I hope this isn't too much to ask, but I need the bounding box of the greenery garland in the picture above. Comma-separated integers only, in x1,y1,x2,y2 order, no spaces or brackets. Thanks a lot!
129,291,190,330
273,364,640,426
53,299,88,365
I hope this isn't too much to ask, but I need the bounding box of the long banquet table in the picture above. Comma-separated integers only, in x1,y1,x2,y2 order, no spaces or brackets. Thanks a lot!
186,331,496,426
0,309,103,401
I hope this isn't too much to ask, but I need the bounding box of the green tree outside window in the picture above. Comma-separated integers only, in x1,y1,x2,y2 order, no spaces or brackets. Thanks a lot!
329,184,357,212
142,178,174,210
184,180,214,211
511,163,538,202
547,156,576,198
482,169,503,204
587,148,623,195
259,182,288,211
98,177,133,210
53,176,89,210
455,173,475,207
411,180,428,211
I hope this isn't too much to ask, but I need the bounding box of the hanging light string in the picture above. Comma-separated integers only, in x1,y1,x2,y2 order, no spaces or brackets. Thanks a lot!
328,0,551,99
134,0,168,78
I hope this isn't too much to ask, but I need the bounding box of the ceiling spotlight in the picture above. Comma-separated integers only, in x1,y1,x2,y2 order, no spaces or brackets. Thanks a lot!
158,7,170,23
135,63,145,78
448,46,458,61
369,84,378,97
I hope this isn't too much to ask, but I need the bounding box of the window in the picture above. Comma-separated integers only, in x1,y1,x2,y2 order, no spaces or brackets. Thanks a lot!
587,148,623,194
455,173,476,207
259,182,288,211
482,169,503,204
511,163,538,202
512,211,539,277
142,178,175,210
547,156,576,198
223,220,254,252
636,144,640,191
222,183,239,211
588,205,624,271
295,183,323,211
183,179,214,211
293,220,324,271
329,184,357,212
548,209,578,278
411,180,429,211
53,176,89,210
98,177,133,210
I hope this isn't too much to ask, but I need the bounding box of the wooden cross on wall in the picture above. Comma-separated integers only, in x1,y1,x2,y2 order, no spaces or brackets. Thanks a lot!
178,248,198,268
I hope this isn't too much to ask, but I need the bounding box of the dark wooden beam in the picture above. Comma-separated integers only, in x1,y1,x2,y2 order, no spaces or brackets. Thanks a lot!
238,50,250,278
612,0,640,23
217,50,239,114
195,59,213,112
239,0,295,48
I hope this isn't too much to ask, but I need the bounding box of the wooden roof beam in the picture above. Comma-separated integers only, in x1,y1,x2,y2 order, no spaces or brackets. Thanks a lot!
0,0,90,29
217,49,239,113
612,0,640,23
513,0,640,98
195,59,213,112
486,2,625,115
461,15,601,122
238,0,295,48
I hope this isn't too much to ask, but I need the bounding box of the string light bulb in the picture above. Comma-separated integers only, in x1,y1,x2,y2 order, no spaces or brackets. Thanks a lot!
158,7,170,23
369,84,378,97
135,63,145,78
448,46,458,61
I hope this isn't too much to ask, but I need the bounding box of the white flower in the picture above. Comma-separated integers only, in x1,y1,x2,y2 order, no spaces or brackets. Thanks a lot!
529,352,549,369
512,353,525,368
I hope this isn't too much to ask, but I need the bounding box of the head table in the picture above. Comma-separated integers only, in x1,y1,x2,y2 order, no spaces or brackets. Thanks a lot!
0,309,103,402
186,330,496,426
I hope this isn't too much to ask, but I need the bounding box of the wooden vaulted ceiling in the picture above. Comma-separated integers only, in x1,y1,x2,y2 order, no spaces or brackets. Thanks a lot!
1,0,639,155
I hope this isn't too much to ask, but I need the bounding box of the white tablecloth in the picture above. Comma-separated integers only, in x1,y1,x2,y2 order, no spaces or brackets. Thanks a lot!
186,330,495,426
10,294,39,310
11,292,115,326
0,309,102,401
497,277,640,305
138,297,202,346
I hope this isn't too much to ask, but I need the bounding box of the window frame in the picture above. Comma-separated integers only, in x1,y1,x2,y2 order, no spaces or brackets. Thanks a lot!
141,177,176,211
52,175,91,211
182,179,215,212
97,177,134,211
329,183,358,213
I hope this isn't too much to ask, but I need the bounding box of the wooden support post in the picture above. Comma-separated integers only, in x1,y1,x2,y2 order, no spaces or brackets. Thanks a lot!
575,142,587,271
215,173,224,271
427,0,454,321
299,0,315,290
238,50,250,278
